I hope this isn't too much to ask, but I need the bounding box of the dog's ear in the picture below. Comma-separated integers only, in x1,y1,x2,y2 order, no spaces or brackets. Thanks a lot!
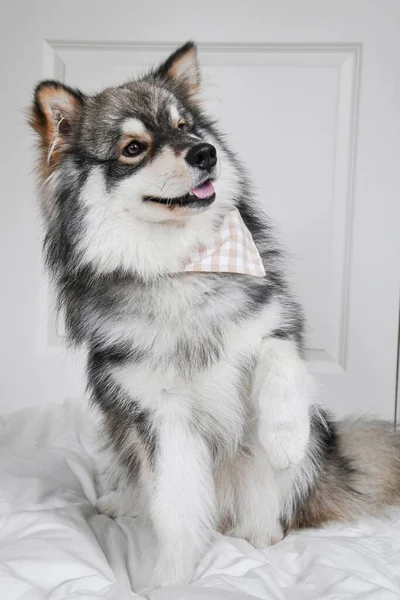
29,80,85,171
154,41,200,99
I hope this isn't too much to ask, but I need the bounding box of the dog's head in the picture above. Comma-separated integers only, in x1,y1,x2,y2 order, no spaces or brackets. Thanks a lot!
30,42,244,278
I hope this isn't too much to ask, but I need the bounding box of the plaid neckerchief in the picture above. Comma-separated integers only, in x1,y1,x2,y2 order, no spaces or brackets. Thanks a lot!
183,208,266,277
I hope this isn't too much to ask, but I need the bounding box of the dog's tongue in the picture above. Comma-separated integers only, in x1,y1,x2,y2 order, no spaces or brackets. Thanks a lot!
190,180,215,199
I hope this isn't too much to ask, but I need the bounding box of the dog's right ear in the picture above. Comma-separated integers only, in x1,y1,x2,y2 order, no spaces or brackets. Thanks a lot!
153,41,200,100
30,80,85,170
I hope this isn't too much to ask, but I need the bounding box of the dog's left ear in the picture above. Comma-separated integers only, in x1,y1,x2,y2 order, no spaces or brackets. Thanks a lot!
29,80,85,175
154,41,200,99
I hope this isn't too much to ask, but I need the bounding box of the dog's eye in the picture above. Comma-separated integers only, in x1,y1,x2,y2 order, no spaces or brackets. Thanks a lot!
122,141,144,157
177,121,187,132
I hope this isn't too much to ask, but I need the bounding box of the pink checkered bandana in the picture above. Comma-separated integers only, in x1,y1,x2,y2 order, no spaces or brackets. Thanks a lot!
183,208,266,277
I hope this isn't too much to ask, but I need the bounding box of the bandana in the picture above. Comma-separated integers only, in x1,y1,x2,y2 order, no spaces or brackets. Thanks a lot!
183,208,266,277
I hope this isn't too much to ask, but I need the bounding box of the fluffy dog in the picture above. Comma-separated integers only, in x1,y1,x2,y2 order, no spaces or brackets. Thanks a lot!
30,42,400,590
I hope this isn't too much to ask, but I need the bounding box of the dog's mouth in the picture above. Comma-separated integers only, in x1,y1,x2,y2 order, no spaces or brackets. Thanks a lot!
143,179,216,208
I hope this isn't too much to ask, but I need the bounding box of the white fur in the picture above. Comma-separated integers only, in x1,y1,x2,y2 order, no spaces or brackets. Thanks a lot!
254,337,314,469
168,104,180,124
112,304,277,450
77,138,238,279
76,167,214,278
108,297,288,587
96,489,142,518
122,117,148,137
221,444,284,547
147,411,216,590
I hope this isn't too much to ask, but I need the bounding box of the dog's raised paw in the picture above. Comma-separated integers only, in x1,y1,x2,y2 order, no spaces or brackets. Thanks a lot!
259,419,309,470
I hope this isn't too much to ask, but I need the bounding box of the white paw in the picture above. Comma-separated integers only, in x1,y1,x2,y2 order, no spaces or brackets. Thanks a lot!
227,520,284,548
147,551,195,590
259,419,309,470
96,491,122,517
96,486,146,518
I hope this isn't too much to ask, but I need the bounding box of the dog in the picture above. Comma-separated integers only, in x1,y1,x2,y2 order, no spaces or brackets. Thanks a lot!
30,41,400,590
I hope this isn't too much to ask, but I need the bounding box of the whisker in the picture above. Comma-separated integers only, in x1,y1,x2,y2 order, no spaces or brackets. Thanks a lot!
144,181,164,191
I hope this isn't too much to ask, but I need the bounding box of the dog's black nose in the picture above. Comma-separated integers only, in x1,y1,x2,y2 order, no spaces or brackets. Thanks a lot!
185,143,217,171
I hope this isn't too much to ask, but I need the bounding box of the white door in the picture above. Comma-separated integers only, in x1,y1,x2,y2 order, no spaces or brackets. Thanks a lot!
1,0,399,419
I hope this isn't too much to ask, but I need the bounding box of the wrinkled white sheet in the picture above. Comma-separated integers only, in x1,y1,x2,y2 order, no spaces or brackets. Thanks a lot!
1,400,400,599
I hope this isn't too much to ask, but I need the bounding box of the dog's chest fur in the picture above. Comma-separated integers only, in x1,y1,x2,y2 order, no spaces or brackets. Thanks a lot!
85,273,279,453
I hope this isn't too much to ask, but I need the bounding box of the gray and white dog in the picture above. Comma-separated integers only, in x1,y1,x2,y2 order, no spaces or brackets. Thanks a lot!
30,42,400,590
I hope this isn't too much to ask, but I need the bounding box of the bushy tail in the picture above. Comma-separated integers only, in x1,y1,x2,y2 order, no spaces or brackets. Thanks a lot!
289,409,400,530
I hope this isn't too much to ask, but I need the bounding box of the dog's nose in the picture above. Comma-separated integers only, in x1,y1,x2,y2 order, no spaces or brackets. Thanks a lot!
185,143,217,172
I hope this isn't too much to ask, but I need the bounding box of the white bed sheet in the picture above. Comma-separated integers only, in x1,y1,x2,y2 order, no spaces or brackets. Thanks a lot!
1,400,400,600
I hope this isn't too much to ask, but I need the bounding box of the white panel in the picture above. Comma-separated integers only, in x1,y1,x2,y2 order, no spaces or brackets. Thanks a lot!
41,42,360,375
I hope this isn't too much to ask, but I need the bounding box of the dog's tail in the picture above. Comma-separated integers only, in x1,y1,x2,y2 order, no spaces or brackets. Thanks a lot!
287,407,400,530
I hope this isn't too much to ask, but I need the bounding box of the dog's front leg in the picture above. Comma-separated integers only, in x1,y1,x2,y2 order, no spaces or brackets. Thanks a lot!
253,336,314,470
147,410,216,590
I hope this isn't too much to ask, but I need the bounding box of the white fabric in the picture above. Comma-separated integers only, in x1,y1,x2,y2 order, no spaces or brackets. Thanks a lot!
2,400,400,599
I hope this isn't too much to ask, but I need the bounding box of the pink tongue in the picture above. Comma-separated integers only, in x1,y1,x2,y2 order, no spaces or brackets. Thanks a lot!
190,179,215,199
